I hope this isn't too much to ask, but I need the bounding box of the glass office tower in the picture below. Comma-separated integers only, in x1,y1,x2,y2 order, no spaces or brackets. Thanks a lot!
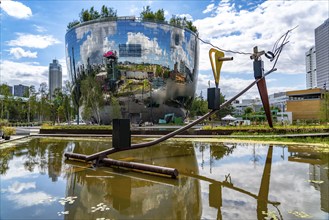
65,17,199,124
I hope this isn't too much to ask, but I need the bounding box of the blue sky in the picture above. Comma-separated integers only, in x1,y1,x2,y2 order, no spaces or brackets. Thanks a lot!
1,0,328,99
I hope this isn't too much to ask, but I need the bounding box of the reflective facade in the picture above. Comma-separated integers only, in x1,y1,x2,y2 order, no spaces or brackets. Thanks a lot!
65,17,199,124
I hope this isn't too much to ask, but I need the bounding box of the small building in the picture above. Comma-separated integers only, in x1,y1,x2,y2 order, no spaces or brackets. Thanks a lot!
286,88,327,121
14,84,29,97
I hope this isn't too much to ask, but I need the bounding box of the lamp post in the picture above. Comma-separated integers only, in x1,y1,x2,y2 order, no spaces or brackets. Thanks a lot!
281,102,284,123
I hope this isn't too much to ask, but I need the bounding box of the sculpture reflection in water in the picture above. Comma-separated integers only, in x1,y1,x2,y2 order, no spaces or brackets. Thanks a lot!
63,141,202,219
188,144,280,220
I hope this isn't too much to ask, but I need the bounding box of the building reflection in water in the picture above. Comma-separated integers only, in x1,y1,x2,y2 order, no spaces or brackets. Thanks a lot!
1,138,328,219
63,141,202,219
288,146,329,213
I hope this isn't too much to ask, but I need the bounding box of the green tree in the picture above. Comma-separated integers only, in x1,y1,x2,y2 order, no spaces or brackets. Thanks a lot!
0,84,12,120
67,20,80,30
243,107,254,120
38,82,49,123
169,15,197,32
27,86,38,123
101,5,117,18
51,88,64,124
89,6,100,20
169,15,182,26
80,75,104,124
189,96,208,117
244,107,254,114
154,9,165,22
215,93,234,119
80,8,91,22
185,20,197,32
111,96,122,119
140,6,155,21
63,80,74,123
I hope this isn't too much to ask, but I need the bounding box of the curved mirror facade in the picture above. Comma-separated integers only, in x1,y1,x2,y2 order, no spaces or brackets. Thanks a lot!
65,18,199,124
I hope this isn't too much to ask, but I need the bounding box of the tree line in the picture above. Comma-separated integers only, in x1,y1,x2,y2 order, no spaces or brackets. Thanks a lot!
67,5,197,33
0,82,75,125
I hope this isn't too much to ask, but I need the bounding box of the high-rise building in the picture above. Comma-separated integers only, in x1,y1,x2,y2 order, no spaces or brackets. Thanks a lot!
305,46,317,88
49,59,62,99
14,84,29,97
315,18,329,89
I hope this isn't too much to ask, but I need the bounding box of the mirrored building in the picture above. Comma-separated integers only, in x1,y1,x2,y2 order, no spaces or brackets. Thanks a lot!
65,17,199,124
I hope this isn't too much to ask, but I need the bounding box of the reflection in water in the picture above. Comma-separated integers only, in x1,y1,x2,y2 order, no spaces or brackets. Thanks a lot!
64,141,201,219
0,138,328,219
288,146,329,213
188,144,278,220
257,146,273,220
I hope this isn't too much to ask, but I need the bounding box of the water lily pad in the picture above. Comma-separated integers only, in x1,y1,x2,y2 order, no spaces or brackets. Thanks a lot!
288,210,312,218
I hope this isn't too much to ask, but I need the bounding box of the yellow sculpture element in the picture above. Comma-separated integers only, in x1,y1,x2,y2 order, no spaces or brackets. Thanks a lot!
209,48,225,88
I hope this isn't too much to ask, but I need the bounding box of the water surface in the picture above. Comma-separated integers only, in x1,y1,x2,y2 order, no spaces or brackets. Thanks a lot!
0,137,328,219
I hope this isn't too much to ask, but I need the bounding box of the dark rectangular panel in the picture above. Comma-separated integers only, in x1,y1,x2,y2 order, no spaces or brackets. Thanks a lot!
112,119,131,149
119,44,142,57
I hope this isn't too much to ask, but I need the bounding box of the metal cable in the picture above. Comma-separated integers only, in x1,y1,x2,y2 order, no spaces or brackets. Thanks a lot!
197,37,253,55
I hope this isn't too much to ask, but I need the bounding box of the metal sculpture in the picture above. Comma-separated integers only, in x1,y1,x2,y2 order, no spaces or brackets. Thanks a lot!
207,49,233,110
251,46,273,127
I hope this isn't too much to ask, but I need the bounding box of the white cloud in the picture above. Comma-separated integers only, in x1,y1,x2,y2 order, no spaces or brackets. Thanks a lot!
195,1,328,76
6,181,36,194
58,58,69,84
0,60,48,88
33,25,47,33
7,33,61,49
7,191,55,208
177,14,193,21
129,5,139,15
127,32,163,61
0,0,32,19
9,47,38,59
203,3,215,14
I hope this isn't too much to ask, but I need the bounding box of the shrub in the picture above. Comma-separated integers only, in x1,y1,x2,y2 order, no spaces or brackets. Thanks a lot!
2,127,16,136
0,119,9,128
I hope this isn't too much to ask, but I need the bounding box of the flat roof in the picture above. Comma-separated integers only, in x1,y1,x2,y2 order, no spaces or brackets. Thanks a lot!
286,88,326,96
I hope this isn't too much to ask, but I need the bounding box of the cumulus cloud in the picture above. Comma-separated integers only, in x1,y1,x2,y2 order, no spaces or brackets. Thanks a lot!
7,191,55,208
194,1,328,75
203,3,215,14
6,181,36,194
75,22,117,65
0,0,32,19
7,33,61,49
0,60,48,88
58,58,69,84
9,47,37,59
127,32,163,61
177,13,193,21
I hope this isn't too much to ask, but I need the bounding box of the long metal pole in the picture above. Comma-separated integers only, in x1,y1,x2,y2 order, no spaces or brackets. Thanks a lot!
101,158,179,178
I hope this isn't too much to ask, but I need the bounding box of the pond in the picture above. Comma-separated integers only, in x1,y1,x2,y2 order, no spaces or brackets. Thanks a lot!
0,137,328,219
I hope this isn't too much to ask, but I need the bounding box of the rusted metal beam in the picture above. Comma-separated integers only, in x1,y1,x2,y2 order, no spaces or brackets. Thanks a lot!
101,158,179,178
64,152,88,161
256,78,273,128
